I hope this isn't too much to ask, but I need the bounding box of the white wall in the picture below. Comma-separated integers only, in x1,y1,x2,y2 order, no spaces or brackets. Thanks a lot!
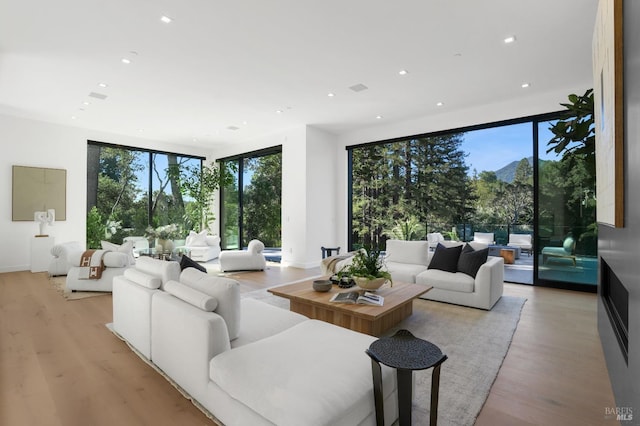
0,114,204,273
210,125,339,269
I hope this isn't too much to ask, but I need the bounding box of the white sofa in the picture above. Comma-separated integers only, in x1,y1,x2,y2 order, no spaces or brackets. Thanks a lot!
218,239,267,272
112,259,399,425
49,241,133,292
185,230,221,262
332,239,504,310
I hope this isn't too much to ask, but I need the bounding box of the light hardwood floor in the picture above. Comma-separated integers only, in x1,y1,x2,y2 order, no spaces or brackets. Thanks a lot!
0,267,618,425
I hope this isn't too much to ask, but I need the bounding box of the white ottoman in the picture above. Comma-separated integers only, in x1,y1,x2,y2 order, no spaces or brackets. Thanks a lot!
218,239,267,272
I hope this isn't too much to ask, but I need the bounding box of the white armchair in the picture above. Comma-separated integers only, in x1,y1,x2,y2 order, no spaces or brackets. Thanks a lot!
508,234,532,255
48,241,83,276
473,232,495,245
218,239,267,272
185,231,221,262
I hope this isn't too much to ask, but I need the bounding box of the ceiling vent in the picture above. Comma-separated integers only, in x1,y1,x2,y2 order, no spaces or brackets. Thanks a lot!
349,83,368,92
227,126,240,131
89,92,108,100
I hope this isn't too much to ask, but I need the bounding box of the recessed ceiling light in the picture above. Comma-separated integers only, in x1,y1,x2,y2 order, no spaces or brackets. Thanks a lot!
122,58,131,64
160,15,172,24
376,115,383,120
349,83,368,92
242,121,248,125
327,92,335,97
71,115,77,120
276,110,283,114
521,82,530,88
98,82,108,88
398,70,408,75
89,92,107,100
504,36,517,44
138,129,144,132
436,102,444,107
82,101,90,106
192,138,198,142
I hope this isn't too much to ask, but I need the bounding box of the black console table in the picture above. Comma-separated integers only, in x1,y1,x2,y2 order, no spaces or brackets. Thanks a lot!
366,329,447,426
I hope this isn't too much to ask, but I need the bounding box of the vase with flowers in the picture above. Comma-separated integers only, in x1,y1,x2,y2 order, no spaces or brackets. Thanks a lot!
145,224,181,253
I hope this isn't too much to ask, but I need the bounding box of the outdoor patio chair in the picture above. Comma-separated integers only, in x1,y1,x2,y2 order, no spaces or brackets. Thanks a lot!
508,234,532,256
541,236,577,266
472,232,495,245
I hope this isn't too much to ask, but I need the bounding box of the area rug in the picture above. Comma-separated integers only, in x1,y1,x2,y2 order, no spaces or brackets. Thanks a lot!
48,276,110,300
242,288,526,426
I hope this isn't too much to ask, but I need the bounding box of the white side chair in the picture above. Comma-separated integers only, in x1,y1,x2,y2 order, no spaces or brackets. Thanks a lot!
508,234,532,255
472,232,495,245
426,232,445,250
185,231,221,262
218,240,267,272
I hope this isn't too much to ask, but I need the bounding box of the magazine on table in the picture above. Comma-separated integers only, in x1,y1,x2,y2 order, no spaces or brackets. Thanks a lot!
330,291,384,306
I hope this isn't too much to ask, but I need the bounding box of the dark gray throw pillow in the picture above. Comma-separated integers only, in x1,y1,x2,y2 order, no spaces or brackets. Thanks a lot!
180,255,207,273
457,243,489,278
428,243,463,273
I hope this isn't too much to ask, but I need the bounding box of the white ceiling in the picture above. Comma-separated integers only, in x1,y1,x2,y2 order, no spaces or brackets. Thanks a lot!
0,0,598,150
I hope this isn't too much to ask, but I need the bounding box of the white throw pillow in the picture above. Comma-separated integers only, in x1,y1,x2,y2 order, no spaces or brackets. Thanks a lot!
124,268,162,289
165,280,218,311
187,230,208,247
103,251,130,268
101,240,135,265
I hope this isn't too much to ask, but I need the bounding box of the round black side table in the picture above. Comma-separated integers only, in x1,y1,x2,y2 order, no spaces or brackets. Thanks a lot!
366,329,447,426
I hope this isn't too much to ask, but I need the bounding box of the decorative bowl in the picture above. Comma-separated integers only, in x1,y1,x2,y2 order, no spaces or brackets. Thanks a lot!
353,276,387,291
312,279,333,292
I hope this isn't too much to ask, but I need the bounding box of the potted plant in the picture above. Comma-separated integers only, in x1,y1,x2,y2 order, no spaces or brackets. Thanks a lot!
342,247,392,291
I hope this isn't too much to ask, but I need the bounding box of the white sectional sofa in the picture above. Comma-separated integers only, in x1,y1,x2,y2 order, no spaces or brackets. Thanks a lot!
112,257,398,425
333,239,504,310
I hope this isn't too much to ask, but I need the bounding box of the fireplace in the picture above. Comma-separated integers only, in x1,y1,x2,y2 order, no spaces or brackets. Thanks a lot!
600,259,629,364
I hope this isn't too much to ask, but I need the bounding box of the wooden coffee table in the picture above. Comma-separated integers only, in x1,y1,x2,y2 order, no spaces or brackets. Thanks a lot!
268,279,431,336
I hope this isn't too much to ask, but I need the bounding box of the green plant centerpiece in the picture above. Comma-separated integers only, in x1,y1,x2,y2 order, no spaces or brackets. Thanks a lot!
343,247,392,291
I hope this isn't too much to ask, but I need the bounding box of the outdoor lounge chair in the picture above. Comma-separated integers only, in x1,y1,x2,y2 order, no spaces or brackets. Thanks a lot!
473,232,495,245
541,236,577,266
508,234,532,256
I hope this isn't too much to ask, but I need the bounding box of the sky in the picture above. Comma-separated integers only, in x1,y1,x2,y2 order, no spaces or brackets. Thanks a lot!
461,121,562,175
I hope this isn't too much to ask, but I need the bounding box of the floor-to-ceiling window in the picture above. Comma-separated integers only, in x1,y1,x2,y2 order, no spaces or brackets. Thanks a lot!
86,141,203,248
219,146,282,251
347,111,596,290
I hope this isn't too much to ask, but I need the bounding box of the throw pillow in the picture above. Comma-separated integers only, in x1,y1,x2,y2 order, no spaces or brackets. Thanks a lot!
187,230,208,247
180,255,207,273
164,280,218,312
428,243,463,273
457,244,489,278
101,240,135,265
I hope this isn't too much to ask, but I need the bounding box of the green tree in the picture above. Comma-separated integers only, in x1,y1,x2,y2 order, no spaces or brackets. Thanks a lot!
494,158,533,225
242,154,282,247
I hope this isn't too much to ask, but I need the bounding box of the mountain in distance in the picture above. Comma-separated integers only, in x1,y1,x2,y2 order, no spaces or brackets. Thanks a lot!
494,156,534,183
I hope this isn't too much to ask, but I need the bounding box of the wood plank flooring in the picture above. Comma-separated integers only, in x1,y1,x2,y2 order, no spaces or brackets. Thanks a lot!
0,267,617,425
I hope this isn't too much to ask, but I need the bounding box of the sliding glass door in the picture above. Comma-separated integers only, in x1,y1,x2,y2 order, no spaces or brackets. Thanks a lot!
219,147,282,250
536,120,597,288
